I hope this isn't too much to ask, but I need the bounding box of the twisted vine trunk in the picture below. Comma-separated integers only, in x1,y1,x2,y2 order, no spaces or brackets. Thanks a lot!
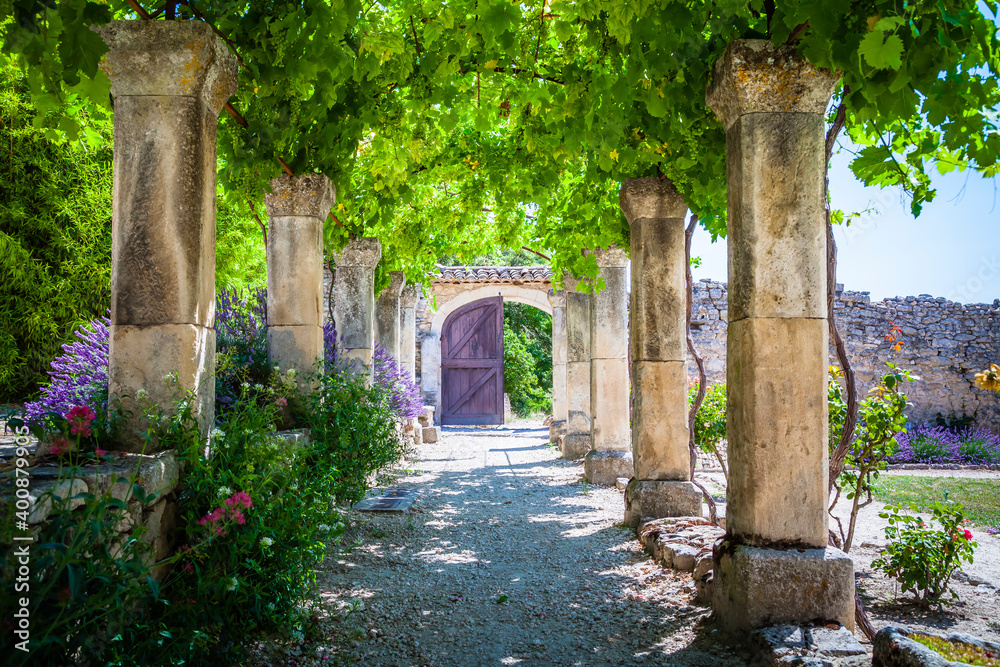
684,213,717,525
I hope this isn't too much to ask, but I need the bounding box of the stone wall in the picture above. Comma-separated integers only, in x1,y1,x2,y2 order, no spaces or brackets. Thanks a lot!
689,279,1000,430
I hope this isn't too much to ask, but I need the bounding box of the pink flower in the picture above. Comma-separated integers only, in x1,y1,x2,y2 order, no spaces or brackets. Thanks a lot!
95,448,106,457
65,405,97,437
231,510,246,525
49,438,68,456
224,492,253,509
964,529,973,540
276,397,288,408
183,563,194,574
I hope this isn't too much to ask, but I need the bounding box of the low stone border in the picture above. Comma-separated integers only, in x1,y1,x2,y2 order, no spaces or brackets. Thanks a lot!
873,624,1000,666
753,623,868,666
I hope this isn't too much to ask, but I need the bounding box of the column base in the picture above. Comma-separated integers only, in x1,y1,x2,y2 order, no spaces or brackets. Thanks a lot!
712,541,855,634
561,433,591,459
548,420,566,444
584,450,634,485
624,480,702,529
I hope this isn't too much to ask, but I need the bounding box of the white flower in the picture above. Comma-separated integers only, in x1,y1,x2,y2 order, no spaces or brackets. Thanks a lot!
226,577,238,591
253,383,264,390
286,369,297,378
266,602,275,611
241,382,250,389
260,537,273,548
317,524,331,534
210,428,225,439
135,389,148,400
217,486,233,498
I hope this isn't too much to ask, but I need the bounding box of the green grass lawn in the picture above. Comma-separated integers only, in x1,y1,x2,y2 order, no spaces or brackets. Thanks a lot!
872,475,1000,530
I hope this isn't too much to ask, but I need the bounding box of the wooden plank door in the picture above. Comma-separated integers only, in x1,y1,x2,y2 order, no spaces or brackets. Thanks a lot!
441,297,504,425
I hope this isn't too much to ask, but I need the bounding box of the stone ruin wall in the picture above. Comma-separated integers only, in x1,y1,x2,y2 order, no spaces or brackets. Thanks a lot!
689,279,1000,431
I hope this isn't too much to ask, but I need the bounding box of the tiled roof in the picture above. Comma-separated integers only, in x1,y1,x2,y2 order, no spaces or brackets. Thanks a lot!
434,266,553,284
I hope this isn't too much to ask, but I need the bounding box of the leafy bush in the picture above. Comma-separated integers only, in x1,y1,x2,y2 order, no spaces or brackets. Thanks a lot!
503,321,551,417
687,380,727,478
872,500,977,605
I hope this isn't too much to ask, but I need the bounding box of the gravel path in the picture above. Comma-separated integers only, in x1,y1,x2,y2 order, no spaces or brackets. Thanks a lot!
312,423,745,666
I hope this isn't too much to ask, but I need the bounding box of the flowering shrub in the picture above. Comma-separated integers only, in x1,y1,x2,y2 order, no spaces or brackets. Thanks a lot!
24,315,109,429
872,500,977,605
373,343,423,420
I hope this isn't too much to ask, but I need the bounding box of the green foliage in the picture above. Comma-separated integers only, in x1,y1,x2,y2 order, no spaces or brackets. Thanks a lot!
503,318,551,418
0,55,112,402
688,381,728,480
872,499,977,605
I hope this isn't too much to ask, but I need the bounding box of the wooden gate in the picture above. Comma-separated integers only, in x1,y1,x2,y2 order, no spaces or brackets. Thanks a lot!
441,296,504,425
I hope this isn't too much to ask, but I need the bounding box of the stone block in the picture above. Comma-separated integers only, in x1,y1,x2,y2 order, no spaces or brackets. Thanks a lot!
712,543,854,634
590,358,630,452
585,450,633,486
267,216,324,326
109,324,214,451
25,478,88,525
566,360,592,435
873,625,1000,667
726,317,829,547
725,111,828,321
551,361,568,424
619,176,688,223
422,426,439,443
95,20,238,111
334,265,377,351
705,39,839,132
565,289,592,362
561,433,591,459
548,419,566,444
631,361,690,480
264,173,335,219
624,479,703,529
591,265,628,360
109,95,219,328
630,216,687,362
268,325,323,384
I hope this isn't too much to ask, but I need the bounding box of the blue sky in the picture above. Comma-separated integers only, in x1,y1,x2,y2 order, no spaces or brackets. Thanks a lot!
690,150,1000,304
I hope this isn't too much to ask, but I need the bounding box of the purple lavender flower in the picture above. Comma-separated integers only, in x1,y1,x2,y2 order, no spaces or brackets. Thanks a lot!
372,344,423,420
24,316,109,425
956,426,1000,464
892,424,961,463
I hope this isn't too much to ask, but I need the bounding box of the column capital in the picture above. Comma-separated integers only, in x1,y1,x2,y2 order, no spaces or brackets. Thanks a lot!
595,245,629,269
547,288,566,309
95,20,238,112
619,177,687,224
333,237,381,269
706,39,839,130
264,173,335,219
401,283,421,309
380,271,406,299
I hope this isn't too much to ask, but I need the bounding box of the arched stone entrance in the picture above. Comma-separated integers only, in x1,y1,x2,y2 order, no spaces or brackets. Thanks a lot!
417,267,554,422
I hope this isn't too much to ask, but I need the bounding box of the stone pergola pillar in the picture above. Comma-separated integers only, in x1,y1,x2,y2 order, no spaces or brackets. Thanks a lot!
265,174,334,386
620,178,702,527
399,283,421,379
561,275,592,459
333,238,382,379
706,40,853,633
548,289,568,444
96,21,237,450
375,271,405,365
584,247,633,485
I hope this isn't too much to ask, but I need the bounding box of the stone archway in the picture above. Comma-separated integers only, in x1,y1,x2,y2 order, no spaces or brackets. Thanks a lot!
417,267,553,421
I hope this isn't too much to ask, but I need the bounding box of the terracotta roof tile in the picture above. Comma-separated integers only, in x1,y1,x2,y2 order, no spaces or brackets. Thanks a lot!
434,266,553,284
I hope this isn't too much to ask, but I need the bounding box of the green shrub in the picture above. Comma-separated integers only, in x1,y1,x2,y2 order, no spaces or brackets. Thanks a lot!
872,499,977,605
503,321,551,417
688,381,727,478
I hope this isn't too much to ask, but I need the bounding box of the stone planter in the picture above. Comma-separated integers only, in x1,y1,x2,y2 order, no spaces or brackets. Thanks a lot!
874,624,1000,666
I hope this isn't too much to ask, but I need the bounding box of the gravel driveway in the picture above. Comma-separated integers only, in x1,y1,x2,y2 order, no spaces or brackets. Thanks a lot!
311,423,745,666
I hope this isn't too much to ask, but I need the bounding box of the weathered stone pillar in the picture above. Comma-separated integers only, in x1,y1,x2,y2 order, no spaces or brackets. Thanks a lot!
548,289,568,444
265,174,334,386
584,247,634,484
399,283,421,379
561,275,592,459
375,271,405,366
706,39,853,633
96,21,237,450
620,178,702,527
333,238,382,379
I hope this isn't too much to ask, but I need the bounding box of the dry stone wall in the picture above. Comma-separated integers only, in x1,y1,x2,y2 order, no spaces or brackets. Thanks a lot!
689,279,1000,430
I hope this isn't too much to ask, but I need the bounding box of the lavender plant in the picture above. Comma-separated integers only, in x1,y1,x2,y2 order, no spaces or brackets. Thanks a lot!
892,425,960,463
24,315,109,427
373,344,423,420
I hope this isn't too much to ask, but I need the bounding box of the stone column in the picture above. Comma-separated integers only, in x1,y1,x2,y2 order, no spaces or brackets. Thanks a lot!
333,238,382,379
706,39,853,633
375,271,405,366
620,178,702,527
399,283,421,379
561,275,592,459
96,21,237,451
548,289,568,444
584,247,634,485
265,174,334,386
